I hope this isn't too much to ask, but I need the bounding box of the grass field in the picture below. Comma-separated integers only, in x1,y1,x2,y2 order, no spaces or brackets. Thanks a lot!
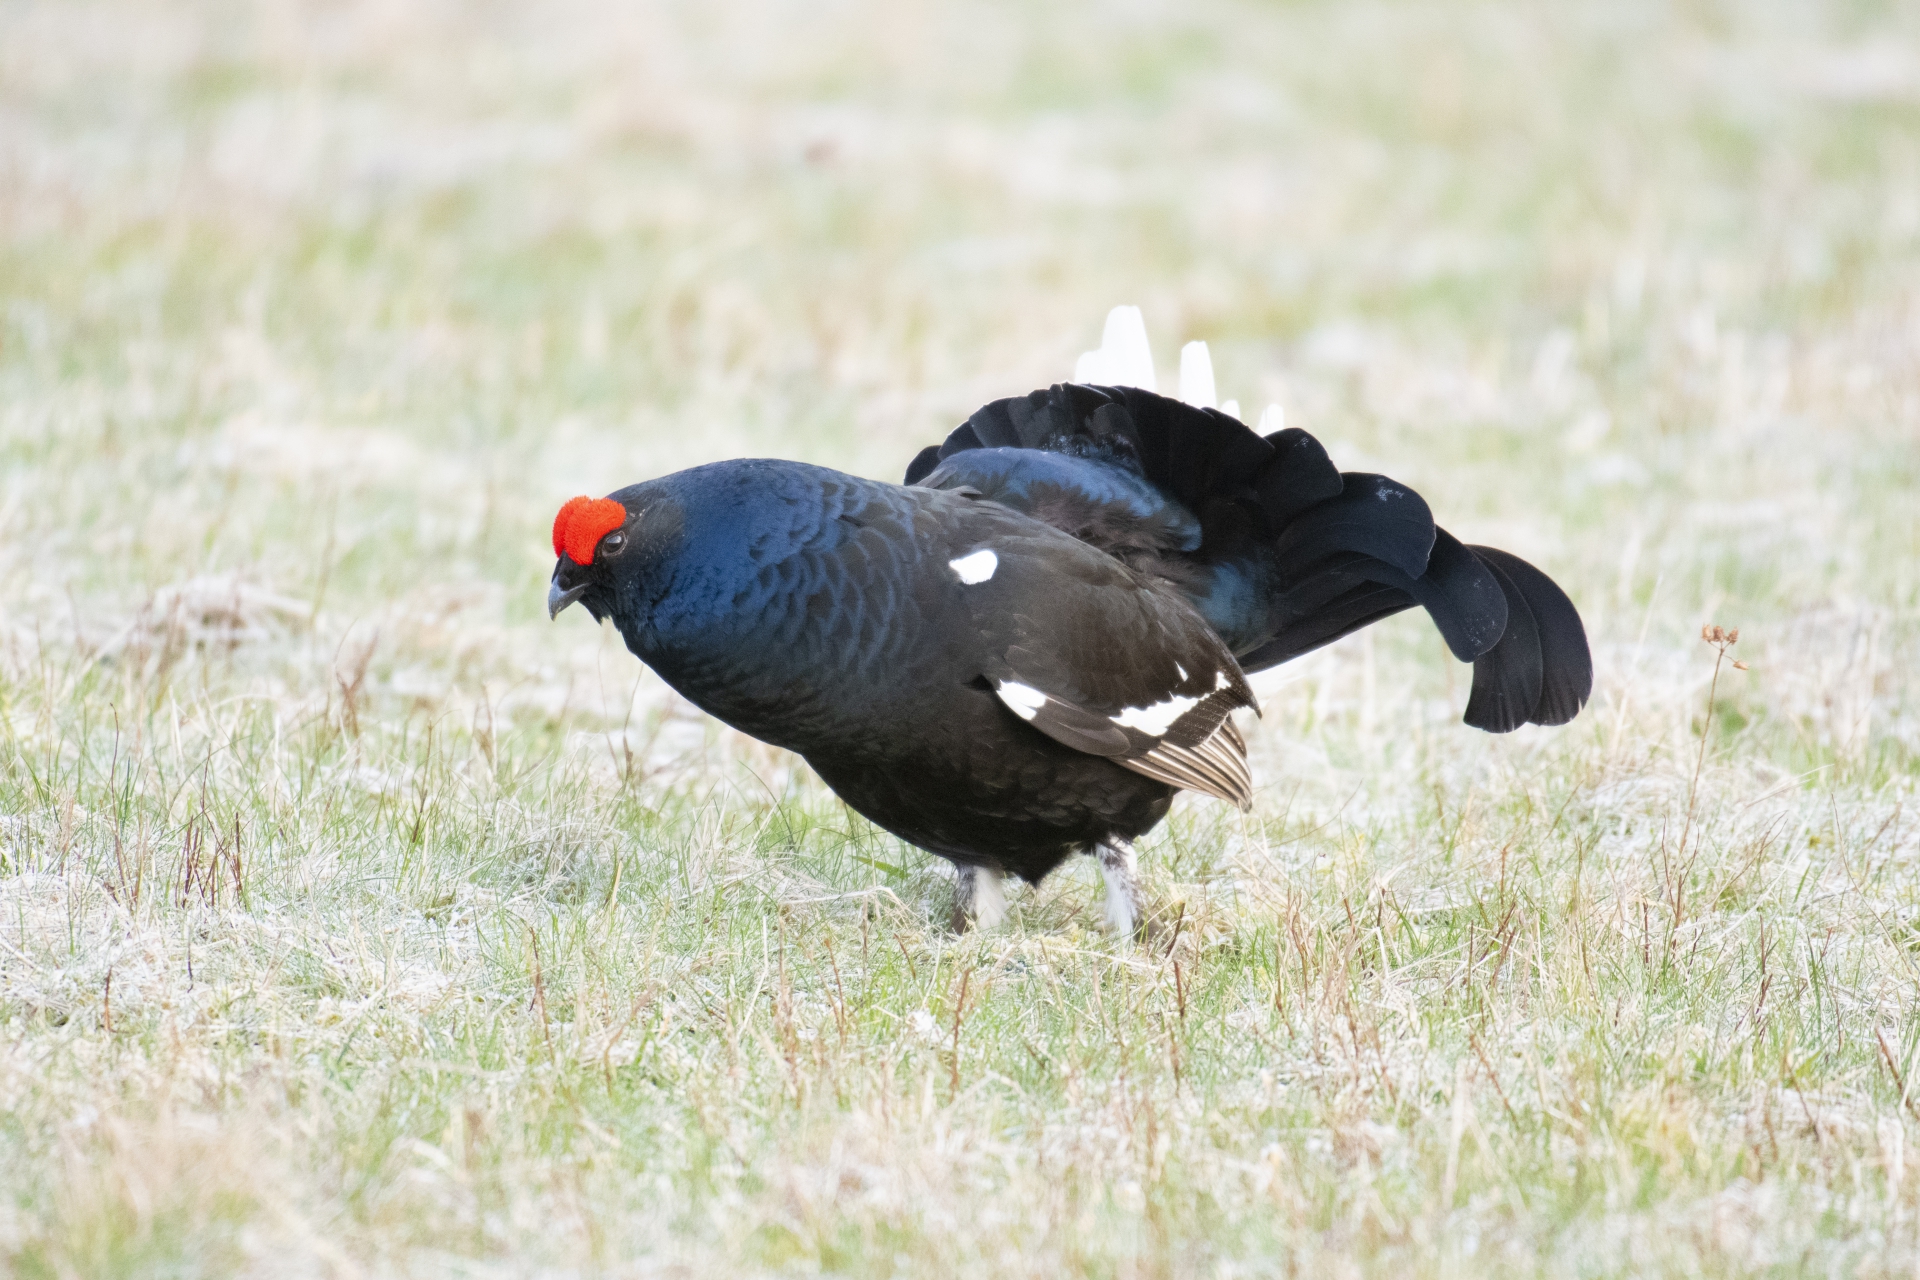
4,0,1920,1274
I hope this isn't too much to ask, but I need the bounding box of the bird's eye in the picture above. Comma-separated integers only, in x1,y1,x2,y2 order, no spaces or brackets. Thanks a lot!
601,532,626,555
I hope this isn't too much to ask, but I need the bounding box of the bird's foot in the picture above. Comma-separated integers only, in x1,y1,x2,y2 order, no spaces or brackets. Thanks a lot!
1095,839,1147,939
950,864,1007,933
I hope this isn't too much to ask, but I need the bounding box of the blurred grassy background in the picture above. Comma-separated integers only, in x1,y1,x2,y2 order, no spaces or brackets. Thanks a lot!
3,0,1919,1275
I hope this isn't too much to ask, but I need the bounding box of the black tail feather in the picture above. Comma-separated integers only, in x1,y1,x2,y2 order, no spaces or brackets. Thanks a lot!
1272,473,1436,579
1466,546,1592,729
1462,554,1545,733
1234,528,1506,673
904,444,944,485
1253,428,1344,527
910,383,1591,733
1402,529,1509,663
1238,583,1417,670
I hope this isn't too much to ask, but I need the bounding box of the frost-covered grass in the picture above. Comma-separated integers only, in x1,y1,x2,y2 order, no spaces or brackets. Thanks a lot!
3,0,1919,1275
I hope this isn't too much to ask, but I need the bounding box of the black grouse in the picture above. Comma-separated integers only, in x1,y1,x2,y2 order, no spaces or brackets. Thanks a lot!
548,377,1591,934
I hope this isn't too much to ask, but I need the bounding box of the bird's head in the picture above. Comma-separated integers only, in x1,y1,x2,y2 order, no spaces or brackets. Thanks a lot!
547,490,690,626
547,463,773,634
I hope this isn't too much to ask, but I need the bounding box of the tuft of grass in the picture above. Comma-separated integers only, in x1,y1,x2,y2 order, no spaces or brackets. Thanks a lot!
3,0,1919,1274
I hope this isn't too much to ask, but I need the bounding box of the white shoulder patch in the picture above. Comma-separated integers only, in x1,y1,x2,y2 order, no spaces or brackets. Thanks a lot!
1111,692,1201,737
949,548,998,584
995,681,1048,721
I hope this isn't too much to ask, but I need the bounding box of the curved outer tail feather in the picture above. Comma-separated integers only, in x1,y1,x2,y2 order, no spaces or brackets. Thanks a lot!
910,382,1592,734
1463,546,1593,732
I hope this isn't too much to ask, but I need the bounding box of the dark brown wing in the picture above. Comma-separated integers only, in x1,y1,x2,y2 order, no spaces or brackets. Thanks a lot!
944,512,1259,808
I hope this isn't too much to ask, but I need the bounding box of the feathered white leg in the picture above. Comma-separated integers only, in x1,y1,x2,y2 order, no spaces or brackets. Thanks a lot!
951,864,1007,933
1095,840,1145,936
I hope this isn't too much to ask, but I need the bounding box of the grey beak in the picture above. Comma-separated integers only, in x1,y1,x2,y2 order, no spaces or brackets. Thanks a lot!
548,575,589,620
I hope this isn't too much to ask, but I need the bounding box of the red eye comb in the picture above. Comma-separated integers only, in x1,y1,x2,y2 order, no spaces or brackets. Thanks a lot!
552,496,628,566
